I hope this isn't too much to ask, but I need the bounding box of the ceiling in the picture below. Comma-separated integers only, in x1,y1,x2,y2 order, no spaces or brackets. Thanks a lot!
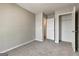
17,3,78,15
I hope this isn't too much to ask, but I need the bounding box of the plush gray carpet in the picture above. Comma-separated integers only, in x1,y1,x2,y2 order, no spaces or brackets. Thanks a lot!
0,53,8,56
6,39,79,56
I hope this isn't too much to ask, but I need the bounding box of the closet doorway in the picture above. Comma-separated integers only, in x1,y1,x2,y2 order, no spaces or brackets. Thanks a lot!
58,10,78,52
59,13,72,42
47,17,54,40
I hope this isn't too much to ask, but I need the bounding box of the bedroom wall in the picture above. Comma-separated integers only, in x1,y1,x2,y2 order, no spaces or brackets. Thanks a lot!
0,3,35,53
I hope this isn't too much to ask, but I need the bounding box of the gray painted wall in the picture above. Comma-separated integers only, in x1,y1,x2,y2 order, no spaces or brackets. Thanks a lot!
0,4,35,52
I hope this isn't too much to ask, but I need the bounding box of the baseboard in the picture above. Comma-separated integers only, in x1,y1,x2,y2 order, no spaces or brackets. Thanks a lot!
0,39,35,53
35,39,43,42
47,38,54,41
61,40,72,43
55,40,59,43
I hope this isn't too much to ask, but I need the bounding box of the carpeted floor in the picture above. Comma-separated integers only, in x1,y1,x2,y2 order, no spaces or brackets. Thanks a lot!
6,39,79,56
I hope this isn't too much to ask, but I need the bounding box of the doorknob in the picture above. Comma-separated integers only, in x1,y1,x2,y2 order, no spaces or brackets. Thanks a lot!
72,31,77,32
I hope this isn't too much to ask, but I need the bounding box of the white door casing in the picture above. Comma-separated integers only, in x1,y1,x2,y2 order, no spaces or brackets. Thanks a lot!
55,6,76,52
55,12,72,43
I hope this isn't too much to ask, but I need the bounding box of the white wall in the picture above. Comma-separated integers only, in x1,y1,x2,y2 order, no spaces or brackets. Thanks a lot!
35,12,44,41
0,4,35,53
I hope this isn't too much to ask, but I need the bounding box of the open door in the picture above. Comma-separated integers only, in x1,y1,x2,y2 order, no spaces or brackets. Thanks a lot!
72,6,78,52
47,18,54,40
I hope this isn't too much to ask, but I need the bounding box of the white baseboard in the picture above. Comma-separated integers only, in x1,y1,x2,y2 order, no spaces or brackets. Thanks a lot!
0,39,35,53
35,39,43,42
47,38,54,41
55,40,59,43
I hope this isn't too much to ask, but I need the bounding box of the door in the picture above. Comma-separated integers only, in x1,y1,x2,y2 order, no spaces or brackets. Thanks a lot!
47,18,54,40
72,6,78,52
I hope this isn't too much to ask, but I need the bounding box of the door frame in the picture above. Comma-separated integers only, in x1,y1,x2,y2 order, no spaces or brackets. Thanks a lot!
59,13,72,42
47,17,54,40
55,12,72,43
55,6,78,52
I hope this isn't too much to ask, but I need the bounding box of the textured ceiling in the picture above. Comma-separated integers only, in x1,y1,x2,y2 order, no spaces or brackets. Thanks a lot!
17,3,77,15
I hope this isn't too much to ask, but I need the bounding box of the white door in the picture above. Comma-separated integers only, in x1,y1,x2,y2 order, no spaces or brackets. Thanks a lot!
47,18,54,40
72,6,76,52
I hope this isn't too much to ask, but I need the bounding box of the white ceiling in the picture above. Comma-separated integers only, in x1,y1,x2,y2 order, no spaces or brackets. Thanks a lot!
17,3,78,15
